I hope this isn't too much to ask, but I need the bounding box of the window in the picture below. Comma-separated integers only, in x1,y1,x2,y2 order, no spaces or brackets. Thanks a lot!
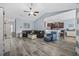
23,23,30,28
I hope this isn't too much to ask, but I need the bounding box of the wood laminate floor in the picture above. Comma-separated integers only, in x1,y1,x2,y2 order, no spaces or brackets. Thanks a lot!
4,37,75,56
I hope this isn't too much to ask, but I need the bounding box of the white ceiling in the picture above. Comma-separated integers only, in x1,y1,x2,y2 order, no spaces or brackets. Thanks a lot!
0,3,77,21
44,10,76,22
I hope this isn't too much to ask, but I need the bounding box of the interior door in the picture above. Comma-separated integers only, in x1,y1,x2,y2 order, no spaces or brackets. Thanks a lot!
0,8,4,55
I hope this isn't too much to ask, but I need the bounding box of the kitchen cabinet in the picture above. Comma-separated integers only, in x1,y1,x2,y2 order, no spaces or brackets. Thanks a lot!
47,22,64,29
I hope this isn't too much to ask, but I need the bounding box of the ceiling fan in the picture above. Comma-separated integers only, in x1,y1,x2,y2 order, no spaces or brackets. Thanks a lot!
24,3,39,16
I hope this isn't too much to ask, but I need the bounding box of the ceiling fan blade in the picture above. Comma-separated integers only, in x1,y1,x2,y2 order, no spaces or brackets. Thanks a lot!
30,7,32,10
34,11,39,13
33,13,36,16
28,13,31,16
24,10,30,12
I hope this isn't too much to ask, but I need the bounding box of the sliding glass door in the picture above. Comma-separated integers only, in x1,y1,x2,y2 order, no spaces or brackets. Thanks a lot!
75,8,79,55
